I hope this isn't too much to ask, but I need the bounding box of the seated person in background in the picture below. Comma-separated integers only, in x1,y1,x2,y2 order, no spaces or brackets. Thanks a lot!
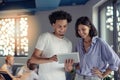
17,59,38,80
0,55,20,80
16,59,31,77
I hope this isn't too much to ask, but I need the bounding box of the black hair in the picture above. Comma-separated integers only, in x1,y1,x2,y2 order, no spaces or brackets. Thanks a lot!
28,63,38,70
26,59,37,70
75,16,97,38
49,10,72,25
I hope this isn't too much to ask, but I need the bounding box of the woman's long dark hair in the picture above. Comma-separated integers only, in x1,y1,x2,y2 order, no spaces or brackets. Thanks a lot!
75,16,97,38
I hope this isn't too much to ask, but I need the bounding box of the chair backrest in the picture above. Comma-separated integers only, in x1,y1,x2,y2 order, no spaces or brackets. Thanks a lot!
0,74,6,80
0,71,12,80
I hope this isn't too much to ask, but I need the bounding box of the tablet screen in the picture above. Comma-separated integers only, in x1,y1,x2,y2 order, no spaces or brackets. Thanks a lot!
57,52,80,63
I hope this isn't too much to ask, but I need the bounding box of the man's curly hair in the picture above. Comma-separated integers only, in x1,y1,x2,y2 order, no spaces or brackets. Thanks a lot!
49,10,72,25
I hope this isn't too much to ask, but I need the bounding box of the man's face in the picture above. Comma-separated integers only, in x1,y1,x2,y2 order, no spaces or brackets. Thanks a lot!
52,20,68,38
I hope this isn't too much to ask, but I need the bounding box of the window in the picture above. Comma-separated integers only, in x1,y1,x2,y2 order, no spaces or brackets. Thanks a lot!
98,1,113,46
117,1,120,54
0,17,29,57
99,0,120,54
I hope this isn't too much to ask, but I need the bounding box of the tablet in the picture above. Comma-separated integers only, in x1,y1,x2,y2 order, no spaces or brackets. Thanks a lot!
57,52,80,63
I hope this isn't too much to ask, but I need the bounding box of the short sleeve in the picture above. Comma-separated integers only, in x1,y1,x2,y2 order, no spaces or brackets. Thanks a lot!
35,33,49,51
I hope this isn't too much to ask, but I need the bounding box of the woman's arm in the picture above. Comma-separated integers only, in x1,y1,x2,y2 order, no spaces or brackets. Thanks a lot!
92,67,112,79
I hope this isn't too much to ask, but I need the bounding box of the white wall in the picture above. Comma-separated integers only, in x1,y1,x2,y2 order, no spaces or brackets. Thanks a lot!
0,0,103,66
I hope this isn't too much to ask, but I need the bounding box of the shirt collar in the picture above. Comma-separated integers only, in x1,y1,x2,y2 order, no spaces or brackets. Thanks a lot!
80,36,98,45
91,36,98,44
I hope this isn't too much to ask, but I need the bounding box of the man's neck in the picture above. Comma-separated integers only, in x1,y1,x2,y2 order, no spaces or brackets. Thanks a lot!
53,32,64,39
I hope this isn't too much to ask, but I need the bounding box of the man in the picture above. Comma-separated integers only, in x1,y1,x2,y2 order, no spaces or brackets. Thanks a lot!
30,10,72,80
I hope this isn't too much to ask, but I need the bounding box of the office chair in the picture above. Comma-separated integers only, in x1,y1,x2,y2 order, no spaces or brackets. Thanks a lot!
0,71,12,80
0,74,5,80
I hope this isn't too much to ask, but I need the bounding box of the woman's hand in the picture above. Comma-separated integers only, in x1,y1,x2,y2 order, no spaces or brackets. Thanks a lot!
91,67,103,78
64,59,74,72
92,67,112,79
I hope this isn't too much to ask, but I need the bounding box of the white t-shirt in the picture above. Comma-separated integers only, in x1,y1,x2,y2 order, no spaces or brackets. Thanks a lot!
16,65,29,76
26,71,39,80
36,32,72,80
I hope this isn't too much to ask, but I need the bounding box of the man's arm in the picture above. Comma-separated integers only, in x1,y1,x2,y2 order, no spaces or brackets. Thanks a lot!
30,48,57,64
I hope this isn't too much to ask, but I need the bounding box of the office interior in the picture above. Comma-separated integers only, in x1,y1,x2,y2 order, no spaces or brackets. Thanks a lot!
0,0,120,79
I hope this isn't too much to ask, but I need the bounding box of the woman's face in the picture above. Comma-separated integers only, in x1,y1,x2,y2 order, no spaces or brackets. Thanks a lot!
78,24,90,39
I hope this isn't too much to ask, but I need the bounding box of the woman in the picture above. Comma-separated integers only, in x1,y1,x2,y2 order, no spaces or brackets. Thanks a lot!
65,16,120,80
